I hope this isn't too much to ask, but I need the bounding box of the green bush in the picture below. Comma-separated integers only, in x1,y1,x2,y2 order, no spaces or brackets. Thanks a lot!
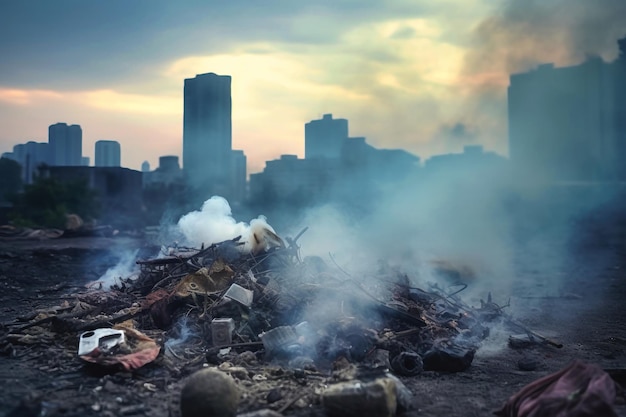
9,176,99,229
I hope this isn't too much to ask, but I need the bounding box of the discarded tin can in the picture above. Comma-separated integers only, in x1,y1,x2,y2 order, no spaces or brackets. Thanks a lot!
78,328,125,356
211,318,235,346
322,378,397,417
224,283,254,307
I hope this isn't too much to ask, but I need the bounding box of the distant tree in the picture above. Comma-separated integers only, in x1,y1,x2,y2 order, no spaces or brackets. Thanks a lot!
0,157,23,201
9,176,99,228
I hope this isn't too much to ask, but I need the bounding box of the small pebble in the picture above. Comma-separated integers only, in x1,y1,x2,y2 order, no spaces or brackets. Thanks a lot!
266,388,282,404
518,356,541,371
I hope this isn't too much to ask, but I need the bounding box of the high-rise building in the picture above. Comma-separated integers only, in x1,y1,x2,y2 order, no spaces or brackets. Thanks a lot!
231,150,247,203
95,140,121,167
508,36,626,182
305,114,349,159
6,141,51,183
183,72,233,192
142,155,183,187
48,123,82,166
159,155,180,172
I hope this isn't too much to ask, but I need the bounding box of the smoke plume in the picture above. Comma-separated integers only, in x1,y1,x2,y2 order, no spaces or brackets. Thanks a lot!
95,249,140,290
464,0,626,88
177,195,279,252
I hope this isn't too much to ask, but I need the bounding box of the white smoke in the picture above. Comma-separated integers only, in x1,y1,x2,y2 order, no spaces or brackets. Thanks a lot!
164,317,195,353
94,249,140,290
93,196,276,291
177,195,278,252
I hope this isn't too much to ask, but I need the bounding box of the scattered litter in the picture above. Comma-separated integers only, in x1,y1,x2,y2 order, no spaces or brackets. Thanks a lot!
79,324,160,371
495,360,619,417
223,283,254,307
322,377,397,417
259,326,299,358
77,328,125,356
390,351,423,376
212,318,236,346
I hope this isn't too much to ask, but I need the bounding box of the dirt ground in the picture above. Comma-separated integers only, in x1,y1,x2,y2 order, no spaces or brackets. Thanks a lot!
0,227,625,417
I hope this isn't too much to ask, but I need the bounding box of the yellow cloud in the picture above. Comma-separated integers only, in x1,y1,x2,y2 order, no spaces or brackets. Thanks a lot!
78,89,180,115
165,51,371,105
0,86,179,116
0,88,63,105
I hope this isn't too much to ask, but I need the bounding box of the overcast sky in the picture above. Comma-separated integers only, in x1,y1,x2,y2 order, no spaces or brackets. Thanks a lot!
0,0,624,173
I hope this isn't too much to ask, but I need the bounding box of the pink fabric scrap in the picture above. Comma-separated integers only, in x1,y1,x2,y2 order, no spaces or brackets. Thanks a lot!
495,360,618,417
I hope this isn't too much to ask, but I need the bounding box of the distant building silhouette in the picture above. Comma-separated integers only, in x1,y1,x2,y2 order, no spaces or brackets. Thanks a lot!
95,140,121,167
143,155,183,187
424,145,507,177
231,150,247,203
305,114,348,159
159,155,180,172
3,141,50,184
183,72,233,194
508,36,626,182
141,161,151,172
48,123,82,166
81,156,90,166
250,155,338,204
250,115,419,207
340,137,419,183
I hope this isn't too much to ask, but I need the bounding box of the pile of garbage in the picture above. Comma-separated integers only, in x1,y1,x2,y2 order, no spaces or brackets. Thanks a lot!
104,227,497,374
6,225,606,416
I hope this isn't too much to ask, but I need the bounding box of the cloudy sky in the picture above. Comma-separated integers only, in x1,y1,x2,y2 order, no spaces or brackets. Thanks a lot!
0,0,624,173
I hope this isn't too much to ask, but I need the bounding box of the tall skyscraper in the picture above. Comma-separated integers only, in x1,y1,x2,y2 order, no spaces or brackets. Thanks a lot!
183,72,232,192
305,114,349,159
95,140,121,167
48,123,82,166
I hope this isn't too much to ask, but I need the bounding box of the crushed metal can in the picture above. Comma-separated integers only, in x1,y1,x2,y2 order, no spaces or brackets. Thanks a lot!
211,318,236,347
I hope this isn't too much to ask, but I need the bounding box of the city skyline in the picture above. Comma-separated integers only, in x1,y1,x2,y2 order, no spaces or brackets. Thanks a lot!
1,1,624,173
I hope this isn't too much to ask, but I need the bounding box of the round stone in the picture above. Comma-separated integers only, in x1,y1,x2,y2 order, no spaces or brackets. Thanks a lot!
180,368,240,417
